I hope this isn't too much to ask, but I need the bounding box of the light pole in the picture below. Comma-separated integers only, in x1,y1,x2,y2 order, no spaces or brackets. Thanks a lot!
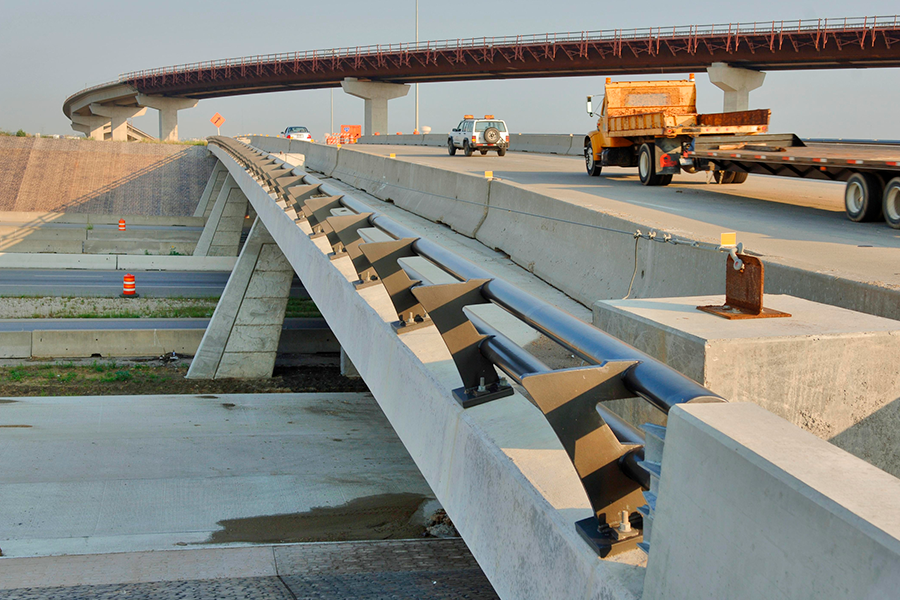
415,0,419,133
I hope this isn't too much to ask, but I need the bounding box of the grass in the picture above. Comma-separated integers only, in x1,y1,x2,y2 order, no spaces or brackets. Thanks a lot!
286,298,321,318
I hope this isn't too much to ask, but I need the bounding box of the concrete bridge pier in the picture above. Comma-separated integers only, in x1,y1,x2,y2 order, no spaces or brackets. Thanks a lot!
70,114,110,140
707,62,766,112
89,104,147,142
341,77,410,136
187,217,293,379
137,94,199,142
194,161,229,218
194,174,249,257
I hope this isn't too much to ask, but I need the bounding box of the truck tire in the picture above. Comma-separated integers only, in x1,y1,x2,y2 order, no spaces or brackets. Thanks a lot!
464,141,474,157
638,143,665,186
844,173,883,222
713,170,736,184
497,147,507,157
585,140,602,176
883,177,900,229
448,138,456,156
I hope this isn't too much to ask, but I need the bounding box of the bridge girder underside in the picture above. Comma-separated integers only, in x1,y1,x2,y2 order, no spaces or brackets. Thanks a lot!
126,28,900,99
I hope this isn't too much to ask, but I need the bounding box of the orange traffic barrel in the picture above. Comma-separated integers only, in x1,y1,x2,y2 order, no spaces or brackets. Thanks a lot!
118,219,126,231
121,273,138,298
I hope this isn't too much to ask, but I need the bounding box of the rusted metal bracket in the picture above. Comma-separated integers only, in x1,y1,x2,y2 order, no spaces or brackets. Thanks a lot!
325,213,380,286
698,253,791,319
359,238,431,333
302,195,345,240
411,279,514,408
521,362,646,557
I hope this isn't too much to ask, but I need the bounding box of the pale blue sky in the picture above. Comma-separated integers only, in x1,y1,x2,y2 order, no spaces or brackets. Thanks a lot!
1,0,898,140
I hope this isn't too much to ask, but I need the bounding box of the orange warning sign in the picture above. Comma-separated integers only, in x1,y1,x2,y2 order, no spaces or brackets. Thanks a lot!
210,113,225,128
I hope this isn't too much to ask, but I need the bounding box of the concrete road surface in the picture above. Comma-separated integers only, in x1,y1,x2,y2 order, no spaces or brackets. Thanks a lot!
350,145,900,290
0,393,435,558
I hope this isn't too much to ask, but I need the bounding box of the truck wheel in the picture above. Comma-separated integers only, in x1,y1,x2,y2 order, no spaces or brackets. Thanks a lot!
497,147,507,157
585,140,602,176
713,170,736,184
730,172,749,184
658,174,673,186
464,141,474,157
883,177,900,229
638,144,664,186
448,138,456,156
844,173,883,222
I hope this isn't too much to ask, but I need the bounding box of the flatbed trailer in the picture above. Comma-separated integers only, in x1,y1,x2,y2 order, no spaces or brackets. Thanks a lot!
686,135,900,228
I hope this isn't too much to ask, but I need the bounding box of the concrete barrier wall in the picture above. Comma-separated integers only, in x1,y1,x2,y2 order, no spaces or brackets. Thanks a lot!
3,327,336,359
644,402,900,599
0,253,234,270
0,213,206,227
356,133,582,155
246,137,338,175
260,143,900,321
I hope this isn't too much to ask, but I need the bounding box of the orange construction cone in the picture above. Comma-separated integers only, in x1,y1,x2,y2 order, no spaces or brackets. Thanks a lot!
118,219,126,231
121,273,138,298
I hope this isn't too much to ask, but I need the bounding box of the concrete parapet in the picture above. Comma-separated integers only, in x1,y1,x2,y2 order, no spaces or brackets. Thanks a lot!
117,256,237,271
333,148,491,237
644,402,900,599
0,212,205,227
0,240,85,254
87,229,200,242
593,294,900,476
83,240,197,256
355,133,582,155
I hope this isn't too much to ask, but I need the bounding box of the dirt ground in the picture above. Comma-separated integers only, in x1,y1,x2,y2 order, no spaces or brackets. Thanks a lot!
0,359,368,397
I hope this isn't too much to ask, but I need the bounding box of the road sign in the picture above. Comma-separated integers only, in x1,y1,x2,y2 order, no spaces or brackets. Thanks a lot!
210,113,225,128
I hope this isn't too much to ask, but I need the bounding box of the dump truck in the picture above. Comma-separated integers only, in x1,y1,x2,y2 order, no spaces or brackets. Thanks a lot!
584,75,770,186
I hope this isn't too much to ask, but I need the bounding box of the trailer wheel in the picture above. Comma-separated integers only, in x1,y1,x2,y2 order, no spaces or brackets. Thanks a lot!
844,173,884,222
713,170,736,184
730,172,749,184
638,144,665,186
883,177,900,229
585,140,602,176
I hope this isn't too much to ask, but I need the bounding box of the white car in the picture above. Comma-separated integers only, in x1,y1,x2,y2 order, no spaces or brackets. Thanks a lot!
448,116,509,156
282,126,312,141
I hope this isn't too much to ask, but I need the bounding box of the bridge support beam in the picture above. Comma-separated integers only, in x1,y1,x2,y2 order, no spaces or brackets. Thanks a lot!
194,174,249,257
187,217,293,379
707,63,766,112
194,161,228,218
136,94,199,142
341,78,410,136
89,104,147,142
70,114,110,141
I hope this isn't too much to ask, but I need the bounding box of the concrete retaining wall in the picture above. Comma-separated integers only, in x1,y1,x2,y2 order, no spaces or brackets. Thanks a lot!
0,137,215,216
644,402,900,600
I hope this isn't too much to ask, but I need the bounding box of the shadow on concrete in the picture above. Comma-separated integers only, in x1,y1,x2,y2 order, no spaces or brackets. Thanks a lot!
829,395,900,479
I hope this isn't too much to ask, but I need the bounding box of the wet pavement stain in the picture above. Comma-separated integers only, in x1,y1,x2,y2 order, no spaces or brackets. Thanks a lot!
0,424,32,428
203,493,430,545
0,399,18,404
221,403,236,409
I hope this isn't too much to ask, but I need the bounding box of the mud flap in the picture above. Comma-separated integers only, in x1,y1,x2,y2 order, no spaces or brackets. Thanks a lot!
654,138,682,175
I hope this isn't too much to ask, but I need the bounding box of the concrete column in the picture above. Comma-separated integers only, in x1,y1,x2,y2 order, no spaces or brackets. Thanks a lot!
187,218,294,379
136,94,199,142
194,161,227,218
341,77,410,136
707,63,766,112
193,174,248,257
89,104,147,142
340,347,360,379
70,114,109,140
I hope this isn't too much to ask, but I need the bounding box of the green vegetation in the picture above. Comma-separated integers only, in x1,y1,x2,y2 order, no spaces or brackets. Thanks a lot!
16,129,27,137
286,298,321,318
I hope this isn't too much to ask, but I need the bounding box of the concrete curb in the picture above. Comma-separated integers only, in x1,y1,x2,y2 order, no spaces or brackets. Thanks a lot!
0,254,236,271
